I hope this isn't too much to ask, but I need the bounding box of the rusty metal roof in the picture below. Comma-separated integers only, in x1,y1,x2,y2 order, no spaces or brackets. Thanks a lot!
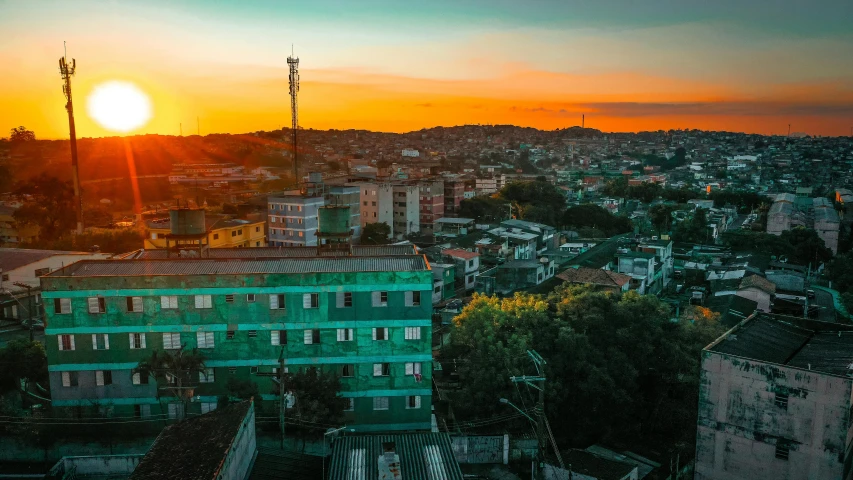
328,433,463,480
124,245,418,260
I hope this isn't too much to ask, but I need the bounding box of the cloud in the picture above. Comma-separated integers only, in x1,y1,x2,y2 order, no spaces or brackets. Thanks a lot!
579,101,853,118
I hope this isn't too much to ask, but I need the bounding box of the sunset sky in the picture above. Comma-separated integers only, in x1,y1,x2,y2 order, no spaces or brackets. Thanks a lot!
2,0,853,138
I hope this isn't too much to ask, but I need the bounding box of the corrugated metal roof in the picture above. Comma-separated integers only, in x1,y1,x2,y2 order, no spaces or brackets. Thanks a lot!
129,245,418,260
329,434,463,480
47,256,429,277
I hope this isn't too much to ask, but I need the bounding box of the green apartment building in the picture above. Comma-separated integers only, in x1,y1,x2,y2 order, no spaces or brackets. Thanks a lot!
41,244,433,432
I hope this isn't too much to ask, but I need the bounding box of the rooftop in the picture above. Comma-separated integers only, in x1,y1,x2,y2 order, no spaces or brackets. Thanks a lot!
121,245,418,260
739,274,777,294
129,401,252,480
45,256,429,278
557,267,631,288
0,248,92,272
435,217,475,225
708,314,853,377
328,433,463,480
501,218,555,233
441,248,479,260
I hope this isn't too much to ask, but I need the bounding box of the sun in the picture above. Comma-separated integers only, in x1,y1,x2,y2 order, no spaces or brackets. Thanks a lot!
86,81,152,133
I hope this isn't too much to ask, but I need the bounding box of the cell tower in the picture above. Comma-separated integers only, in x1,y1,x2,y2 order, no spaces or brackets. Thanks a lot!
59,45,84,235
287,48,300,183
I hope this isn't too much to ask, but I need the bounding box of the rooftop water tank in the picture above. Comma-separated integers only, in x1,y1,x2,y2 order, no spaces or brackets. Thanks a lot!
169,208,207,236
317,206,351,236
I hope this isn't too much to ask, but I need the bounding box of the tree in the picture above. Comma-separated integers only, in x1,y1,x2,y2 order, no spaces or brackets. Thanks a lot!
361,222,391,244
459,195,507,223
562,204,632,236
498,180,566,225
13,174,76,241
10,126,35,142
780,227,833,266
648,204,678,234
133,348,207,420
279,368,349,441
446,287,725,452
0,340,47,393
673,208,710,244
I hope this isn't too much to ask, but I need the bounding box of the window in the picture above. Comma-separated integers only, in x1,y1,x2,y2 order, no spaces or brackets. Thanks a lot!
250,366,258,374
248,330,257,338
213,233,220,240
337,328,353,342
467,259,474,268
58,334,75,351
303,293,319,309
406,395,422,409
373,363,390,376
34,267,50,277
304,329,321,345
132,372,149,385
228,367,237,374
134,405,151,418
775,443,789,460
341,364,355,377
61,371,78,387
226,330,236,340
53,297,71,314
199,368,215,383
231,230,237,237
247,294,256,303
775,392,789,410
270,294,286,310
405,362,422,376
372,291,388,307
160,295,178,309
197,331,215,348
372,328,388,341
126,296,143,312
256,226,260,233
405,291,421,306
467,274,474,284
336,292,353,308
404,327,421,340
363,201,368,206
95,370,113,386
201,402,217,414
345,398,354,411
225,294,235,303
168,403,184,419
162,333,181,350
271,330,287,346
237,229,243,235
373,396,389,411
129,333,146,349
91,334,110,350
298,231,304,237
194,295,212,309
87,297,106,314
434,285,441,294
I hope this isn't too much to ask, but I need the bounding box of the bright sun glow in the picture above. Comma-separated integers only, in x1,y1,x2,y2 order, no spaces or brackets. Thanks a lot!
86,81,152,132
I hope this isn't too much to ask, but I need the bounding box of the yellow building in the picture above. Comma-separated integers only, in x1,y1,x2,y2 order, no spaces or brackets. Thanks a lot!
144,214,266,249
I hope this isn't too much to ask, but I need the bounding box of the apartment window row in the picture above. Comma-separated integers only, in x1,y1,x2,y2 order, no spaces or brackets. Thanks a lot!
56,325,422,353
54,290,424,315
269,204,305,212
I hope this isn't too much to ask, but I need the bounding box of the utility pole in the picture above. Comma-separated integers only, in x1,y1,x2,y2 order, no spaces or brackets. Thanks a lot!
288,46,300,184
59,44,83,235
276,346,287,449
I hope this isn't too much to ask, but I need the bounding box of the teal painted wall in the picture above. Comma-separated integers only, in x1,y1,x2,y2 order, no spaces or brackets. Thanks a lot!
42,270,433,432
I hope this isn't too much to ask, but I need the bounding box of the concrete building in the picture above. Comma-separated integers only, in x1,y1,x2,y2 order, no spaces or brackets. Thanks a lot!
615,252,655,294
443,181,466,217
500,219,557,253
326,185,362,239
41,243,433,432
475,177,499,195
434,217,475,237
430,263,456,304
556,267,631,292
267,195,324,246
736,275,776,312
392,185,420,240
637,239,674,289
145,215,266,250
0,204,39,244
766,195,838,253
812,197,840,254
418,180,445,236
695,313,853,480
441,249,480,291
354,183,394,237
329,433,463,480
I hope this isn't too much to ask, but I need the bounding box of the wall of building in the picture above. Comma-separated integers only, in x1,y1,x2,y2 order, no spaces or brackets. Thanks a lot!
418,181,445,236
219,403,257,480
695,351,851,480
268,196,324,246
392,186,419,240
735,288,772,312
355,183,394,237
42,269,433,432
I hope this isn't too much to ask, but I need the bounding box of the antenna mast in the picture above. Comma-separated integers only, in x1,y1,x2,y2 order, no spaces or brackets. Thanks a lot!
288,46,300,184
59,42,84,235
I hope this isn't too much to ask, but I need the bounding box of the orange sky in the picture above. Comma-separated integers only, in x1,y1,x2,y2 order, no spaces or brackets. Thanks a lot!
2,1,852,138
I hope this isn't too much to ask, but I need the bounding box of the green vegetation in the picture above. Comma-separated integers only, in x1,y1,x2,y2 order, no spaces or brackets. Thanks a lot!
133,348,207,420
499,180,567,225
444,286,724,455
276,368,349,440
723,228,832,265
562,204,633,237
360,222,391,245
459,196,508,223
0,340,47,394
673,208,710,243
13,174,77,241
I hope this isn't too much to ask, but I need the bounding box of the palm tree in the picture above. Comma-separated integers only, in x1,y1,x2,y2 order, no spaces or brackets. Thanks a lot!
133,347,207,420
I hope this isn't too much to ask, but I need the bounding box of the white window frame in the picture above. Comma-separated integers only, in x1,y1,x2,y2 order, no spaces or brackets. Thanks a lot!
405,362,422,376
95,370,112,386
199,368,215,383
196,331,215,349
127,296,144,312
303,293,319,309
303,329,320,345
405,291,421,307
91,334,110,350
87,296,106,314
132,372,147,385
160,295,178,309
373,396,390,411
406,395,422,409
200,402,217,414
61,371,76,387
247,294,256,303
162,332,181,350
372,327,389,341
336,291,353,308
270,294,286,310
271,330,287,346
404,327,421,340
58,334,76,351
373,363,390,377
129,333,146,349
167,403,184,419
194,295,213,309
372,291,388,307
336,328,354,342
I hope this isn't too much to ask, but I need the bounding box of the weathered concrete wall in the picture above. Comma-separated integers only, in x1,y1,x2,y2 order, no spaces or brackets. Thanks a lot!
695,351,851,480
60,454,143,477
0,436,155,463
735,288,771,313
219,402,256,480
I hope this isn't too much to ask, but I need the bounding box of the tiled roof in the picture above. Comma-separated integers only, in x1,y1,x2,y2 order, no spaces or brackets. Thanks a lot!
739,274,776,294
441,248,479,260
328,433,463,480
557,267,630,287
0,248,88,272
46,256,429,277
129,401,252,480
